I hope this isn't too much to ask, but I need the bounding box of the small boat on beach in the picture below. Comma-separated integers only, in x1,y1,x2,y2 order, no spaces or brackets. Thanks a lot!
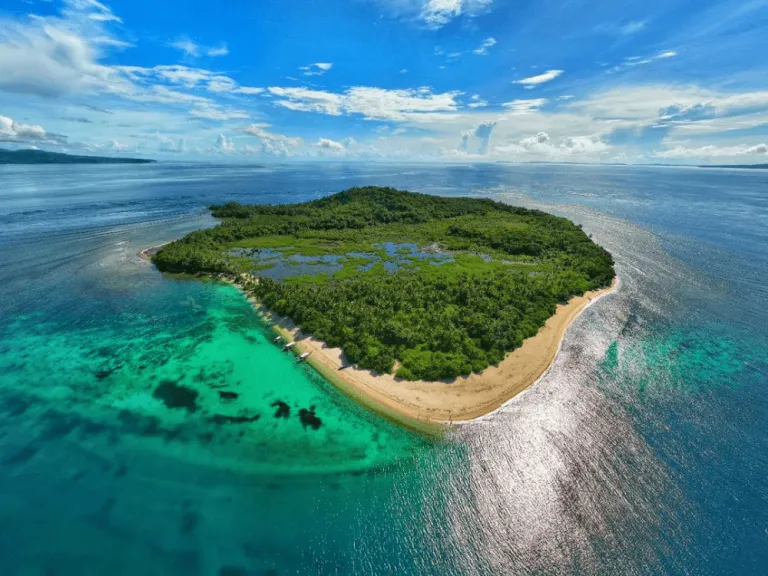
272,335,282,343
283,341,297,351
297,352,311,363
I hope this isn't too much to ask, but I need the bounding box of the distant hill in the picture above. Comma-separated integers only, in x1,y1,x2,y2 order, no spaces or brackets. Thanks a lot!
0,148,154,165
701,163,768,170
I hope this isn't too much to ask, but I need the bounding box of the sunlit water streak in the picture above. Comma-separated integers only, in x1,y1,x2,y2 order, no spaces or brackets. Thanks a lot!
0,163,766,575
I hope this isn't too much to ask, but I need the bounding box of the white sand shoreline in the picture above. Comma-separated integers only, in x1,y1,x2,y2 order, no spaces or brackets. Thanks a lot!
141,243,617,434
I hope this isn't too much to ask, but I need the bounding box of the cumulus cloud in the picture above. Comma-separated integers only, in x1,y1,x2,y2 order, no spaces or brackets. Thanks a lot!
0,114,67,144
653,143,768,159
519,131,550,150
474,121,495,153
213,133,235,153
495,131,610,159
317,137,345,150
267,85,461,122
513,70,563,87
241,123,303,156
458,131,470,152
299,62,333,76
472,37,496,56
155,132,187,153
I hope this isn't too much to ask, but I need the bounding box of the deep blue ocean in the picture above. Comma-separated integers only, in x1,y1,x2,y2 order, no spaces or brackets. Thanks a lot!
0,162,766,575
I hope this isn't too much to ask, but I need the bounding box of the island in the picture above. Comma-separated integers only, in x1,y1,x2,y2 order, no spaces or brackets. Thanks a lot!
0,148,154,164
152,187,616,428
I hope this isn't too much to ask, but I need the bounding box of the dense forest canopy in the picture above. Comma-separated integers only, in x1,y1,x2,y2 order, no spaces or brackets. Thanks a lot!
154,187,615,380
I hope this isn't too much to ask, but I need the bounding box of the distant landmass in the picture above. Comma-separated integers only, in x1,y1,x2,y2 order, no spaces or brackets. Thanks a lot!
701,163,768,170
0,148,154,165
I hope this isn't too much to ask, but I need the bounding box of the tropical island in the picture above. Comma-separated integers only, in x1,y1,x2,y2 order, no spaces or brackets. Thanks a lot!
0,148,154,164
153,187,615,426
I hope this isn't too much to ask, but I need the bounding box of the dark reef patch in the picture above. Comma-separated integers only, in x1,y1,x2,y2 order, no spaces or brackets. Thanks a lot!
95,368,116,380
271,400,290,419
153,380,199,412
298,407,322,430
4,395,31,417
209,413,260,425
39,410,80,440
218,391,239,401
117,409,182,442
2,444,40,465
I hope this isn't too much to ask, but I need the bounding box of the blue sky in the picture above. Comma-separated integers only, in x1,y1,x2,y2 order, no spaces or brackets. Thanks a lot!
1,0,767,163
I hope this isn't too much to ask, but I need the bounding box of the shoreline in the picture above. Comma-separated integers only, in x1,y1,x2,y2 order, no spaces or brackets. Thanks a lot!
247,278,617,431
141,244,617,434
138,242,170,261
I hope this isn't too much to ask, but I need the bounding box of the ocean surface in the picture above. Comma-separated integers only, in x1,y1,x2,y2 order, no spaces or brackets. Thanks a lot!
0,162,766,575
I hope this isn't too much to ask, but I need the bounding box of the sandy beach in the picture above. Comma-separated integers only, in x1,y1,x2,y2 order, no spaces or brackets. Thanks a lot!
138,242,170,261
141,243,616,432
248,278,617,431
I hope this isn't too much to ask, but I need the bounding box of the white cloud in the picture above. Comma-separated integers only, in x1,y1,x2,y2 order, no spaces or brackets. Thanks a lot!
170,38,201,58
206,76,237,93
170,38,229,58
513,70,563,87
494,131,610,159
117,64,263,100
214,133,235,153
207,44,229,57
472,37,496,56
241,123,303,156
73,0,122,23
502,98,548,114
519,131,550,150
315,137,347,156
561,135,609,154
653,143,768,159
468,94,487,108
0,114,66,144
299,62,333,76
474,121,495,153
267,87,344,115
233,86,264,95
607,50,677,74
421,0,493,28
368,0,494,29
268,85,461,122
189,103,249,121
154,132,187,153
0,6,132,99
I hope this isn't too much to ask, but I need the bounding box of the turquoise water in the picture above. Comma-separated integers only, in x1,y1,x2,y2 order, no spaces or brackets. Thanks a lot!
1,163,767,574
